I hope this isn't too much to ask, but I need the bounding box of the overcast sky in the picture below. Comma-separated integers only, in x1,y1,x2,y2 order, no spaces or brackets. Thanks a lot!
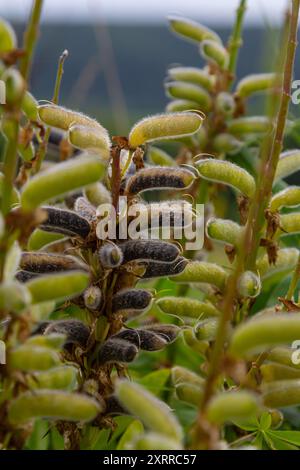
0,0,291,25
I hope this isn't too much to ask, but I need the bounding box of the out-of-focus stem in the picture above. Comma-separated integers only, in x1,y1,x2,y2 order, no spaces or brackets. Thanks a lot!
227,0,247,88
20,0,44,82
286,254,300,301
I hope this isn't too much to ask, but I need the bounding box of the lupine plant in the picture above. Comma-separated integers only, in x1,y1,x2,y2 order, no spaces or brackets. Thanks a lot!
1,0,300,451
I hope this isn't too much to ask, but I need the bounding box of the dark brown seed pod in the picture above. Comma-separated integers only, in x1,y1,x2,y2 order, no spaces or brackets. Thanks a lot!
98,243,124,269
141,256,188,279
112,289,153,313
119,240,179,264
15,270,39,283
105,396,126,415
125,167,195,195
74,196,97,224
31,321,51,335
83,285,102,311
44,320,90,348
142,324,180,343
20,252,88,274
111,328,168,351
98,338,138,365
40,206,91,238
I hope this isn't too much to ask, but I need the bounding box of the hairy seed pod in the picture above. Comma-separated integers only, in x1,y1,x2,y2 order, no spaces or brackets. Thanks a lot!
116,380,183,442
142,324,180,343
28,229,65,251
26,271,90,304
257,248,299,280
157,296,219,319
133,433,182,451
141,257,188,279
280,213,300,236
74,196,97,224
21,91,39,121
165,82,212,112
44,320,90,348
172,260,228,290
38,104,105,132
8,345,60,371
148,146,174,166
98,338,138,364
230,313,300,358
227,116,271,135
112,329,168,351
194,318,218,341
0,281,31,313
268,347,300,370
2,68,25,105
68,124,111,160
207,391,259,425
27,365,78,391
30,302,55,323
201,39,229,69
213,133,243,153
138,200,193,230
262,380,300,408
15,270,39,283
112,289,153,313
128,112,203,147
21,154,106,210
270,186,300,211
195,159,256,198
40,206,91,238
171,366,205,387
182,329,209,355
215,92,235,116
120,239,179,264
83,286,102,311
206,217,243,248
98,242,123,268
261,363,300,382
126,167,195,195
20,252,87,274
168,15,221,44
8,390,101,424
167,66,214,91
175,383,204,407
84,182,112,206
0,18,17,52
165,100,203,113
237,271,261,298
236,73,277,98
26,334,66,349
274,150,300,182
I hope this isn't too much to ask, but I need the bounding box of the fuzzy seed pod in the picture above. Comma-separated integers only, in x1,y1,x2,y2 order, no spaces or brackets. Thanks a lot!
261,363,300,382
68,124,111,160
157,296,219,319
115,380,183,442
133,433,183,451
2,68,25,105
165,100,202,112
165,82,212,112
0,18,17,52
194,318,218,341
236,73,277,98
274,150,300,182
21,154,106,210
213,133,243,153
270,186,300,211
44,320,90,348
215,92,235,116
227,116,271,136
148,147,174,167
40,206,91,238
142,324,180,343
74,196,97,224
21,91,39,121
27,365,78,391
195,159,256,198
280,213,300,236
175,383,204,407
8,390,101,425
38,104,105,132
15,270,39,283
20,252,87,274
27,334,66,349
112,289,153,313
83,285,102,311
98,338,138,364
182,329,209,355
8,345,60,371
268,347,300,370
171,366,205,387
26,271,90,304
141,257,188,279
119,239,179,264
0,281,31,313
128,112,203,148
112,329,168,351
167,66,214,91
126,166,195,195
230,313,300,358
27,229,65,251
237,271,261,298
257,248,299,280
206,217,243,248
262,380,300,408
201,39,229,69
206,391,259,425
98,243,123,268
172,260,228,290
84,182,112,206
168,15,221,44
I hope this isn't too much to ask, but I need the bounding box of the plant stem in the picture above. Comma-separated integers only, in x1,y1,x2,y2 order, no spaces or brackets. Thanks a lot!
286,253,300,300
1,117,20,216
227,0,247,88
20,0,44,82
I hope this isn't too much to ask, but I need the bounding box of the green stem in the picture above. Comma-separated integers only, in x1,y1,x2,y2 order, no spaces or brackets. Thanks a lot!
286,254,300,301
227,0,247,88
1,117,20,215
20,0,44,82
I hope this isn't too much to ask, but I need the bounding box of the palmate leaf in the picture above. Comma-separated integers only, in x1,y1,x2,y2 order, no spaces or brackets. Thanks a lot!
138,369,170,397
267,430,300,447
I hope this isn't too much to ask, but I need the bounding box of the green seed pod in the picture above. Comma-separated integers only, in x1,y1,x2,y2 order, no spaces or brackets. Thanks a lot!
21,154,106,210
38,104,105,132
27,365,78,391
237,271,261,298
142,257,188,279
26,334,66,349
194,318,218,341
157,296,219,319
165,82,212,112
83,285,102,311
98,242,124,268
112,329,168,351
128,112,203,148
26,271,89,304
167,66,214,91
20,252,87,274
98,338,138,364
171,366,205,387
206,217,243,248
172,260,228,290
175,383,204,407
126,166,195,195
261,363,300,382
84,182,112,206
215,92,236,116
275,150,300,182
21,91,39,121
236,73,277,98
195,159,256,198
9,345,60,371
0,18,17,52
8,390,101,424
112,289,153,313
44,320,90,348
30,301,56,322
119,239,179,264
230,313,300,358
165,99,203,113
0,281,31,313
115,380,183,442
2,68,25,105
68,125,111,160
268,347,300,370
133,432,182,451
280,213,300,236
200,40,229,69
262,380,300,408
270,186,300,211
268,409,284,429
142,324,180,343
182,329,209,355
148,146,174,166
27,229,65,251
257,248,299,280
168,15,221,44
207,391,259,424
227,116,271,136
213,133,243,153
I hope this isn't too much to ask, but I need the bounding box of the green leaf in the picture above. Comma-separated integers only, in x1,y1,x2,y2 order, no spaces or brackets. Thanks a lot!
138,369,170,397
268,430,300,447
258,412,272,431
266,432,299,450
117,420,144,450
